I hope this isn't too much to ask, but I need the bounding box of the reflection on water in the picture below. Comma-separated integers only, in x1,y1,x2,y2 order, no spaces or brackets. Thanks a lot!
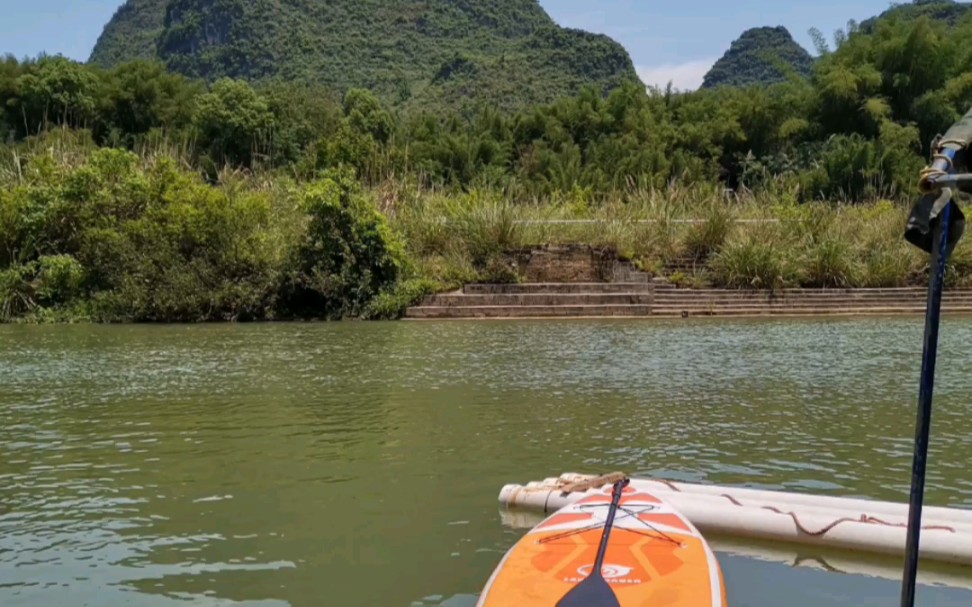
2,318,972,606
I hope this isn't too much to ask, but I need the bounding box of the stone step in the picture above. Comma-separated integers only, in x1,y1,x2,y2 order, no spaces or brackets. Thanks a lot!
654,306,972,317
653,297,972,305
655,291,972,302
405,304,654,319
654,291,972,299
657,290,922,297
653,299,972,307
656,285,972,297
406,304,972,319
653,303,972,311
423,294,972,308
406,283,972,319
463,283,653,295
425,293,654,307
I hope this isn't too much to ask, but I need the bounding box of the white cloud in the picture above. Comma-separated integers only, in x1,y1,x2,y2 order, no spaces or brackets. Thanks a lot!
636,58,719,92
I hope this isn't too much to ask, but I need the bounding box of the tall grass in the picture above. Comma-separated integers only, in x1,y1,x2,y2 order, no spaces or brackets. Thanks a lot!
711,222,799,290
682,197,735,262
386,182,964,291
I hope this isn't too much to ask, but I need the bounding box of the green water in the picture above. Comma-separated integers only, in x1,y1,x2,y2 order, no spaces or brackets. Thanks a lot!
2,319,972,607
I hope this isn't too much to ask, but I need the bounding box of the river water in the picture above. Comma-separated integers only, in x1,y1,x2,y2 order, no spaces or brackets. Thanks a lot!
2,319,972,606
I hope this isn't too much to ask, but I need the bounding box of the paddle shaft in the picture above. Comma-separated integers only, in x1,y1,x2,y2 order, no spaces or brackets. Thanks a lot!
900,195,954,607
555,478,631,607
594,479,629,572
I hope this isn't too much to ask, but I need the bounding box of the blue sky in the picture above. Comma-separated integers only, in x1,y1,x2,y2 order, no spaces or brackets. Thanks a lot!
1,0,898,90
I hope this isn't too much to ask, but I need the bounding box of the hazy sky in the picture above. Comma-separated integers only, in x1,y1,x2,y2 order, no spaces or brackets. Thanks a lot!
0,0,899,90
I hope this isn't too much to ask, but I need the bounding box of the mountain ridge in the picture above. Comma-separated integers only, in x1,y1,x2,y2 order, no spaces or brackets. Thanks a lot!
89,0,639,112
701,26,813,89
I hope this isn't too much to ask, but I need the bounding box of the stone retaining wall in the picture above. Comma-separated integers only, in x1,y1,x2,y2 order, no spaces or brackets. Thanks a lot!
508,245,625,283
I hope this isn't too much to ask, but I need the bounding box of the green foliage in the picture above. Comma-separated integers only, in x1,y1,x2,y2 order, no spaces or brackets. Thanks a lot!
14,56,100,134
192,78,274,168
860,0,972,32
7,3,972,201
282,169,404,319
0,143,404,322
89,0,639,113
260,82,343,167
450,195,521,267
0,263,39,321
363,277,441,320
800,236,857,287
35,255,85,304
97,60,203,146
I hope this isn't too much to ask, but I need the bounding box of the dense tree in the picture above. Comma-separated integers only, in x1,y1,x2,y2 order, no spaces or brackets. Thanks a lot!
13,56,100,135
97,60,202,145
4,7,972,201
192,78,274,168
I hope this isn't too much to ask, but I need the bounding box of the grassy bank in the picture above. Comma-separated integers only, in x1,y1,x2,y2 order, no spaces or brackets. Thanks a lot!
0,135,966,323
389,183,968,295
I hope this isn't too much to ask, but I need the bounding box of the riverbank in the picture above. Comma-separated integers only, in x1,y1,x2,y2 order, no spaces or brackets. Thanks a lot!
3,136,970,324
406,244,972,320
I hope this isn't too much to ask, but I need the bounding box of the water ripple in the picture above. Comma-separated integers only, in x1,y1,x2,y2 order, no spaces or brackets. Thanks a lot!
2,319,972,606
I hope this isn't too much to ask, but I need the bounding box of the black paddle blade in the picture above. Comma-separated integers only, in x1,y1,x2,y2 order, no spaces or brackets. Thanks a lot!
555,570,620,607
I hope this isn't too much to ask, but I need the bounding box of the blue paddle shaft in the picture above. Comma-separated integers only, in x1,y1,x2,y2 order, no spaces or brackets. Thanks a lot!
594,480,628,571
900,149,956,607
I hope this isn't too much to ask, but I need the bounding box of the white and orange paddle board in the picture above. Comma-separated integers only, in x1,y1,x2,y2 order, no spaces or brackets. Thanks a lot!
478,483,728,607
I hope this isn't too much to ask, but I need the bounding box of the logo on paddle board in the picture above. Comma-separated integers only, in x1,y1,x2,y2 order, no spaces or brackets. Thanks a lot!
577,564,633,579
563,564,642,585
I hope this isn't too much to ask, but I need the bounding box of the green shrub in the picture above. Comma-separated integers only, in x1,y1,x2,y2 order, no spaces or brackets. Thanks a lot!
282,169,404,318
35,255,84,304
479,253,521,284
364,277,441,320
0,263,37,321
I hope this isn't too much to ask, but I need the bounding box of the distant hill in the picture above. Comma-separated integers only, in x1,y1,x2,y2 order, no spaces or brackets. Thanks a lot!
89,0,639,112
701,26,813,89
860,0,972,31
89,0,167,67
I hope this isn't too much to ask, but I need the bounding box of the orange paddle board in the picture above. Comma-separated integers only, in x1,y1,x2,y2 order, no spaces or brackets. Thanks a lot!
479,484,728,606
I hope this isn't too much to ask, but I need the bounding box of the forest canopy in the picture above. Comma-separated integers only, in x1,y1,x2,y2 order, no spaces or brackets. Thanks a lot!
6,9,972,200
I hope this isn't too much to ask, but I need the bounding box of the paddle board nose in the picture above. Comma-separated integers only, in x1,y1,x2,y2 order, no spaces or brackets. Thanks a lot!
477,486,728,607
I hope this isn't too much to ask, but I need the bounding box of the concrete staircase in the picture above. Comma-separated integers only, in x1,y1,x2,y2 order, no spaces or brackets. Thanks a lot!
405,283,972,319
653,287,972,317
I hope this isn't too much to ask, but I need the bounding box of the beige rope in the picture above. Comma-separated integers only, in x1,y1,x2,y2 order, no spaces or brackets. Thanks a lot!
558,471,628,496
